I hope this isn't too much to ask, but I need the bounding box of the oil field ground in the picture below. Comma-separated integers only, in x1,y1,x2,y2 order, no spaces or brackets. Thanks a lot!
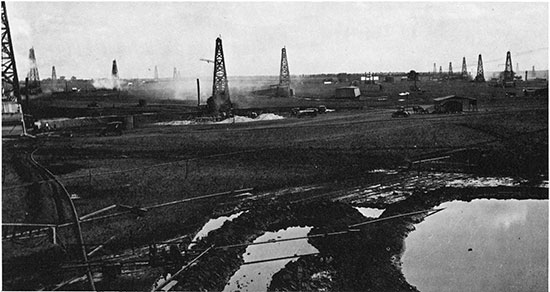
2,79,548,291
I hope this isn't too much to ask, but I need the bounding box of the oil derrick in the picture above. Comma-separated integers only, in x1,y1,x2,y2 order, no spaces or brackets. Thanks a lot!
503,51,514,86
276,46,292,97
448,62,453,76
474,54,485,82
27,47,41,94
173,67,177,80
433,63,437,76
439,66,442,76
207,37,231,115
51,66,57,90
461,57,468,79
111,59,120,90
154,65,158,81
1,1,20,101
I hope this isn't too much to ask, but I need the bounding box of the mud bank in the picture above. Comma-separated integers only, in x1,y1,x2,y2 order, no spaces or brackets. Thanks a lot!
175,184,546,292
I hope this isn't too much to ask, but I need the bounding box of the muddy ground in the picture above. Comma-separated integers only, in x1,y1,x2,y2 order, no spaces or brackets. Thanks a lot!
2,91,548,291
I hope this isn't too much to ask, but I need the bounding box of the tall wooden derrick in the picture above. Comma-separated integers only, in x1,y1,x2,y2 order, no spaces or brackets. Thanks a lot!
27,47,41,94
277,47,292,97
461,57,468,80
474,54,485,82
111,59,120,90
207,37,232,114
503,51,515,87
1,1,20,102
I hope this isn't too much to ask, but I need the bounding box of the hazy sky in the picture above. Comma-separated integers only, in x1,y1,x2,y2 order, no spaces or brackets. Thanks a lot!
6,1,548,79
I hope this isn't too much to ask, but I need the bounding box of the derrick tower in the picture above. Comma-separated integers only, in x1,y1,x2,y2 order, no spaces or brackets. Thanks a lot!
154,65,158,81
27,47,41,93
503,51,514,82
51,66,57,89
111,59,120,90
461,57,468,79
439,66,442,75
173,67,177,80
474,54,485,82
433,63,436,75
277,46,292,97
207,36,231,114
1,1,20,101
448,62,453,76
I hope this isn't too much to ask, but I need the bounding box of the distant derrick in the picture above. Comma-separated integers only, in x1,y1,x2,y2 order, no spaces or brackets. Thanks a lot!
276,47,293,97
207,37,232,115
51,66,57,80
474,54,485,82
461,57,468,79
27,47,42,94
503,51,514,83
154,65,159,81
111,59,120,90
448,62,453,76
1,1,20,101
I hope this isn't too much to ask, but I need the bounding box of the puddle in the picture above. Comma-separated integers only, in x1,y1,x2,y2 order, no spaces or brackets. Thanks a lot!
223,226,318,292
188,211,245,249
354,207,384,218
445,177,520,187
402,199,548,292
368,169,398,175
155,114,284,126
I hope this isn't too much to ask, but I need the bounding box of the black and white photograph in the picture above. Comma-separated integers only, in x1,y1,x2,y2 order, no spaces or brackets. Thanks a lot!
1,1,548,291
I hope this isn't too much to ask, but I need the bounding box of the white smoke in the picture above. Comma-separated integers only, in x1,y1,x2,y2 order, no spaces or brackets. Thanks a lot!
92,78,117,90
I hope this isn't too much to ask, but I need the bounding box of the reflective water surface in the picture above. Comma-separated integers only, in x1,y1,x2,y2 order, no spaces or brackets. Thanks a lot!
354,207,385,218
402,199,548,292
223,226,318,292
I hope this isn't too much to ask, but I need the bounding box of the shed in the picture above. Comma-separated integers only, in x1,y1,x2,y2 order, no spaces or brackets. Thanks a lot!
335,86,361,99
433,95,477,113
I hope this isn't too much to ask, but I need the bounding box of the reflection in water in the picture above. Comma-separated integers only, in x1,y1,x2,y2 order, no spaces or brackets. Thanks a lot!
355,207,385,218
188,211,245,249
402,199,548,292
223,227,318,292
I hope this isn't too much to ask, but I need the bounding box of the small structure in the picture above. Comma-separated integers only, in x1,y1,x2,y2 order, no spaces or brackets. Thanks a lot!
335,86,361,99
2,101,25,136
433,95,477,113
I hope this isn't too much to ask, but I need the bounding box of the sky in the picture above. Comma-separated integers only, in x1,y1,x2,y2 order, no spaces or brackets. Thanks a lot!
5,1,548,80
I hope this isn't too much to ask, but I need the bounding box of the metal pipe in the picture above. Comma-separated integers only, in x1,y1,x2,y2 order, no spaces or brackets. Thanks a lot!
349,208,445,228
243,252,319,265
154,245,214,291
30,149,96,291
